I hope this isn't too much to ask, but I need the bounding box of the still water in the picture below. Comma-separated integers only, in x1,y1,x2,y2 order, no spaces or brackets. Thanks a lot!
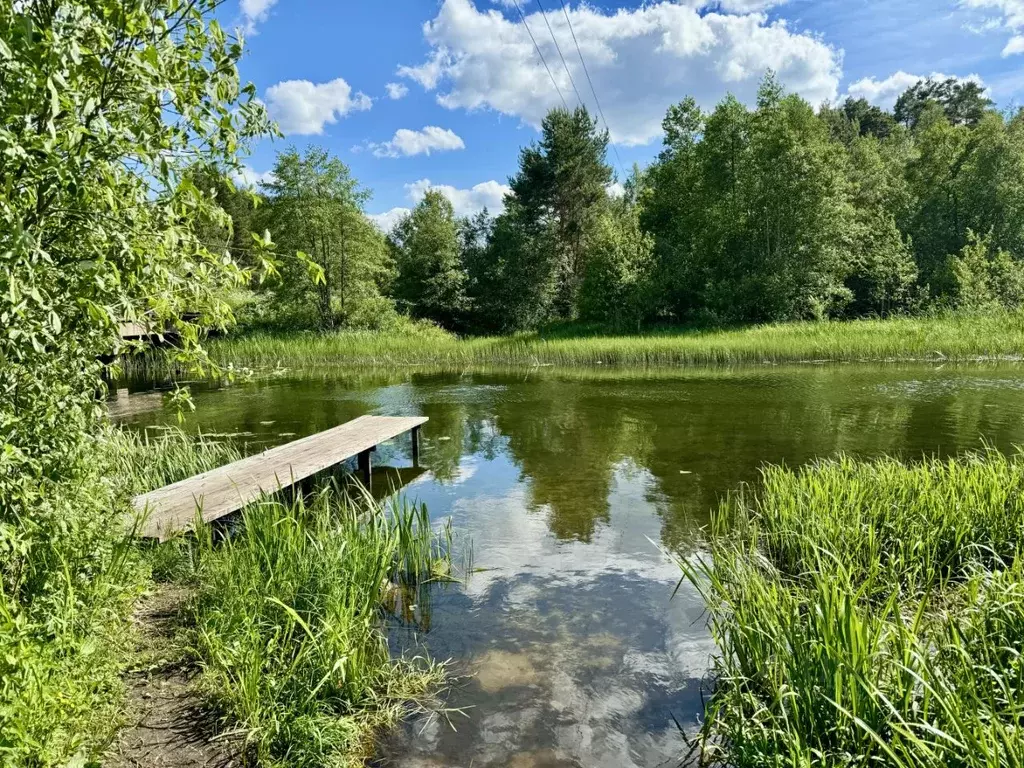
113,364,1024,768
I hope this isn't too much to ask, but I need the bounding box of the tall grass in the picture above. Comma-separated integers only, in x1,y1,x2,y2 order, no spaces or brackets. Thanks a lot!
108,428,458,766
0,425,245,767
680,449,1024,767
2,423,454,767
127,312,1024,375
104,426,245,498
186,487,454,768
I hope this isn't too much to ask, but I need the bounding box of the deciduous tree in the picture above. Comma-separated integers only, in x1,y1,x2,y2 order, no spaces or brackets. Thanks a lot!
260,147,392,330
0,1,269,761
390,191,468,329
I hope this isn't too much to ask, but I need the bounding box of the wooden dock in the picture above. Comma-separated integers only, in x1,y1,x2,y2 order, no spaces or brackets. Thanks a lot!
118,313,200,341
119,321,161,340
135,415,427,541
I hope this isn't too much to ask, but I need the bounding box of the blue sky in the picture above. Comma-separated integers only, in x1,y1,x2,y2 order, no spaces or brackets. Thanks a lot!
226,0,1024,229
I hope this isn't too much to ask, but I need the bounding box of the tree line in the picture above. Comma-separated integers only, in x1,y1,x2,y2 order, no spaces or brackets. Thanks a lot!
211,73,1024,334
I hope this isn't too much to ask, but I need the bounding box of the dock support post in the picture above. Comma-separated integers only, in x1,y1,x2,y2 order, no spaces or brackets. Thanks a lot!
357,447,374,491
411,425,421,467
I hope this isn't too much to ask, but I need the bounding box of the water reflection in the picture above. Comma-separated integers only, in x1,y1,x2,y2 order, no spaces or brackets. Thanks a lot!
113,364,1024,766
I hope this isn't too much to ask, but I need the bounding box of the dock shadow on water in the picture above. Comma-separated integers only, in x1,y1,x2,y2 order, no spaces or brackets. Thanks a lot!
113,362,1024,767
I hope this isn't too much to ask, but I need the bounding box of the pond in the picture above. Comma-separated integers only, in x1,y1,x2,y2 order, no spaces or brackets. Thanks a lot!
112,363,1024,768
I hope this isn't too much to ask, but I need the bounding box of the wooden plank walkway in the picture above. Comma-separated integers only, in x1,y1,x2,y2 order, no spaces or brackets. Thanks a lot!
118,313,200,340
135,415,427,541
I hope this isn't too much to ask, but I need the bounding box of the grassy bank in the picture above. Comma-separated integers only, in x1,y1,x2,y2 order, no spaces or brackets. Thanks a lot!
681,450,1024,766
124,431,456,767
0,427,241,767
129,312,1024,375
2,427,453,767
184,489,451,767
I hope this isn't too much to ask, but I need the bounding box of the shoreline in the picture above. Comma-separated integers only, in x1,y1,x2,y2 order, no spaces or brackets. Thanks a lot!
122,313,1024,378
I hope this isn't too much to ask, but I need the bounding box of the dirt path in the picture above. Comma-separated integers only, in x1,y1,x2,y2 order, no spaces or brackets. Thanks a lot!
106,586,243,768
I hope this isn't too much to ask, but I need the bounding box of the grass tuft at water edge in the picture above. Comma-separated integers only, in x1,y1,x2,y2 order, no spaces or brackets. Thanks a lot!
678,448,1024,767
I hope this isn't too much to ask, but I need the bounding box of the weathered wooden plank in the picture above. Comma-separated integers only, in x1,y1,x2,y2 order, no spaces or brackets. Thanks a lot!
118,321,156,340
135,415,428,541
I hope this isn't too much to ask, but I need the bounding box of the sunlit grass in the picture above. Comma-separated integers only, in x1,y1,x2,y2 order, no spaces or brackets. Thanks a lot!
127,312,1024,375
184,487,453,767
678,449,1024,767
96,427,459,767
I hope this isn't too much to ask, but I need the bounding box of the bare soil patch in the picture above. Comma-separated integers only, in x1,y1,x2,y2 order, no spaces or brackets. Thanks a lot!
106,586,242,768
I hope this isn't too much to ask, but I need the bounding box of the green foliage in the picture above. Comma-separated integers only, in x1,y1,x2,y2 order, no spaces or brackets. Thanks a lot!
680,449,1024,767
640,74,1023,324
845,211,919,316
0,1,269,763
468,201,559,332
950,230,1024,311
895,76,993,128
505,106,614,319
644,75,853,323
0,424,244,766
821,98,893,145
187,165,262,269
188,489,451,767
202,74,1022,338
843,137,919,315
258,146,395,330
390,190,469,330
578,182,656,330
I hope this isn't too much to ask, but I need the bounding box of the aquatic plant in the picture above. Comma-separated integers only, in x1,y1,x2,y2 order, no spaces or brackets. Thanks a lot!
679,449,1024,767
127,312,1024,375
186,487,453,767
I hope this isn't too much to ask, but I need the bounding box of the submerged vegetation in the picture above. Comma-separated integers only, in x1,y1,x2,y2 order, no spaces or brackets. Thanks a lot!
681,450,1024,766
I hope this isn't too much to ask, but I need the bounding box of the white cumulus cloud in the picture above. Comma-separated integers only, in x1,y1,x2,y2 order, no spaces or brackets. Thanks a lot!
406,178,509,217
231,165,276,188
395,0,840,146
961,0,1024,54
1004,34,1024,54
385,82,410,100
368,207,411,233
369,126,466,158
845,70,987,110
264,78,372,136
240,0,279,34
714,0,788,10
369,178,511,233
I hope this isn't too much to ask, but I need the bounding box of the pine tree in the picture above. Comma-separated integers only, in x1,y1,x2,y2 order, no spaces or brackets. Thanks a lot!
508,107,614,319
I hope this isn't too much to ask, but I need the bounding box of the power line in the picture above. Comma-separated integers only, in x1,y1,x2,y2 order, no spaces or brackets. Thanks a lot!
509,0,569,111
534,0,585,110
556,0,628,180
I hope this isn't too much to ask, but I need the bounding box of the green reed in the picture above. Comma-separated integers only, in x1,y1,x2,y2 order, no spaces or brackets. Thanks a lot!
679,448,1024,767
185,486,454,768
25,426,456,768
104,425,245,498
125,312,1024,376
